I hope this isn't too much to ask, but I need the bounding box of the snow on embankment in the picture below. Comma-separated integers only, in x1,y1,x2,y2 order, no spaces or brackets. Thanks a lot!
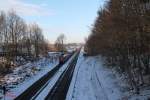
66,52,148,100
95,57,150,100
2,57,58,100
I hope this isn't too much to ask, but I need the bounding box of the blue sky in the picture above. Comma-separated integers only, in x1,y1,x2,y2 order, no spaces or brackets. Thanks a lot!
0,0,105,43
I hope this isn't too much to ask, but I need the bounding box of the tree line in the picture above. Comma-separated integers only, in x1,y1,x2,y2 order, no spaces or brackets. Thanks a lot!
86,0,150,93
0,10,49,64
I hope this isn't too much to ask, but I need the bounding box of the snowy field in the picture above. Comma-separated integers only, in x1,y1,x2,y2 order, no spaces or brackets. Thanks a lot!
66,51,150,100
0,56,59,100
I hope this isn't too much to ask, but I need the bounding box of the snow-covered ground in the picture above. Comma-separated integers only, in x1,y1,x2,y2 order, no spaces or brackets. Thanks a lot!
1,50,150,100
66,51,150,100
0,57,59,100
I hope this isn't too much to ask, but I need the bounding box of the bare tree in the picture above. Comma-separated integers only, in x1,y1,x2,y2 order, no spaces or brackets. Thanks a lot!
55,34,66,52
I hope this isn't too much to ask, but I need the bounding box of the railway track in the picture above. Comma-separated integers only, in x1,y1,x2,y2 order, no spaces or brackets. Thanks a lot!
14,50,80,100
45,50,80,100
14,53,73,100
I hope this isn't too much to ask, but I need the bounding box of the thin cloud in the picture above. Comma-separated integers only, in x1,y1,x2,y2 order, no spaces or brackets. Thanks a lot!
0,0,54,16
